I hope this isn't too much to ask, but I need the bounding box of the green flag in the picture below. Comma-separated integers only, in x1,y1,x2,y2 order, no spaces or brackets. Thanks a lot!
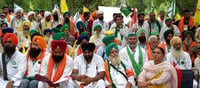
120,0,132,17
167,0,177,18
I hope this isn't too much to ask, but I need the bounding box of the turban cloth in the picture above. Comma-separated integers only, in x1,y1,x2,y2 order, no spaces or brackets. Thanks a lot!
165,18,172,22
32,36,47,50
104,30,114,36
128,33,136,37
136,28,146,37
94,25,102,31
164,30,174,40
44,29,51,35
14,7,23,15
103,35,115,46
3,33,18,46
81,43,95,52
91,11,97,18
27,11,35,17
2,27,13,34
51,40,67,52
106,42,118,57
170,36,182,46
63,12,71,18
151,31,159,36
23,21,31,27
29,30,38,36
184,31,193,37
61,25,70,32
44,11,51,18
53,32,66,40
51,27,60,33
31,32,41,41
97,11,104,15
33,9,39,13
81,32,89,36
76,21,86,30
77,35,89,44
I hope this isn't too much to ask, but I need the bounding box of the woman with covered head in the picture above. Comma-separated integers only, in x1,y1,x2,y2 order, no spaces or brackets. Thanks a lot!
138,47,177,88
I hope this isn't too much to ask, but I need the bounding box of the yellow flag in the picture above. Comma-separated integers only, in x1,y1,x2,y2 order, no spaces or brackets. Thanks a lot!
83,6,89,13
194,0,200,26
154,9,158,18
69,40,77,57
29,0,33,10
22,43,26,54
175,12,181,21
60,0,69,13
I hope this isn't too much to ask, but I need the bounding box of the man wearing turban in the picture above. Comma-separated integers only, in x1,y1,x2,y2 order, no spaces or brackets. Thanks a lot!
38,40,73,88
96,35,122,61
74,34,90,57
74,21,87,39
68,43,105,88
104,43,135,88
158,30,174,53
89,25,104,48
119,33,148,78
61,25,75,46
92,11,109,35
27,11,37,30
0,33,26,88
136,28,150,50
62,11,75,36
159,18,180,41
20,36,49,88
9,7,26,34
38,11,52,36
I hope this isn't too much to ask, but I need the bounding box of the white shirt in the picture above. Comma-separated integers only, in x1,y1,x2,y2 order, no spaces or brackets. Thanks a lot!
131,21,150,38
160,25,180,41
105,61,135,88
119,45,148,73
73,54,105,77
0,51,26,86
38,54,73,88
166,51,192,70
92,19,109,34
89,34,104,48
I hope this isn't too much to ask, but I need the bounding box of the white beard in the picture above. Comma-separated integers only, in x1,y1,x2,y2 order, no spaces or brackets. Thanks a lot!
171,47,184,59
110,55,121,66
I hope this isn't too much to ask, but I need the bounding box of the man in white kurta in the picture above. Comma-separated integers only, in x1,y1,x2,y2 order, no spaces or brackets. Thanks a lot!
38,40,73,88
0,33,26,88
19,36,49,88
89,25,104,48
27,11,37,30
104,42,135,88
119,33,148,78
68,43,105,88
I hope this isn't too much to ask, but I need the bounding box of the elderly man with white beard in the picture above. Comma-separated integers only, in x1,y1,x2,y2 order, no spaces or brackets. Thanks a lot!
166,37,198,88
104,42,135,88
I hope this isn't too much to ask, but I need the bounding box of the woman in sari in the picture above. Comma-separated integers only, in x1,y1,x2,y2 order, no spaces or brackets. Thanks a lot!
138,47,177,88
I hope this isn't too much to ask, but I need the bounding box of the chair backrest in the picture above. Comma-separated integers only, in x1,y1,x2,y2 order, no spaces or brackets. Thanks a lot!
181,70,194,88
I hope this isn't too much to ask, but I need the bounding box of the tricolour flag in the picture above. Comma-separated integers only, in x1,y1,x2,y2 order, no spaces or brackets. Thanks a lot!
167,0,177,18
120,0,132,17
194,0,200,26
60,0,69,13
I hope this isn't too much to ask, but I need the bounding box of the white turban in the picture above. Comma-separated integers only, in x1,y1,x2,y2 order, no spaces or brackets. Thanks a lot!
14,7,23,14
27,11,35,17
44,11,51,18
97,11,104,15
52,8,60,14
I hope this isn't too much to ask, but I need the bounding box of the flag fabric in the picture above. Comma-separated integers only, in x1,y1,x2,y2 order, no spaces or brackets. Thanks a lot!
175,12,181,21
14,3,21,9
60,0,69,13
167,0,177,18
29,0,34,10
120,0,132,17
194,0,200,26
54,4,60,10
73,10,82,32
150,0,157,17
83,6,89,13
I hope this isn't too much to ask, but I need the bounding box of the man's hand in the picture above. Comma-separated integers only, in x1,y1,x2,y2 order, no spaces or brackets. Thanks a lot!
81,76,93,86
126,82,132,88
6,81,13,88
138,81,147,88
77,75,87,82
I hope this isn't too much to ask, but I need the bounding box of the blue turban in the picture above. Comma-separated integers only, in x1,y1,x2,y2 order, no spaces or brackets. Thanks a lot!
2,27,13,34
44,29,51,35
77,35,89,44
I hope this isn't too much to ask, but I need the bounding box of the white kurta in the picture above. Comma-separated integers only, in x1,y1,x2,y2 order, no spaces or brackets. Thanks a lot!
68,54,105,88
195,57,200,74
159,25,180,42
131,21,150,38
119,45,148,75
38,54,73,88
166,51,192,70
92,19,109,35
0,51,26,87
89,34,104,48
105,61,135,88
25,52,49,77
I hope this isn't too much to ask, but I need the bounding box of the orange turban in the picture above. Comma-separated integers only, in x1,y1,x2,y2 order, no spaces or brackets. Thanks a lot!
91,11,97,18
3,33,18,46
32,36,47,50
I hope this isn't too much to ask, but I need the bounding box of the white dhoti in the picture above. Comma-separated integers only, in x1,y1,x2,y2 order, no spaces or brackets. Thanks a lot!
67,79,105,88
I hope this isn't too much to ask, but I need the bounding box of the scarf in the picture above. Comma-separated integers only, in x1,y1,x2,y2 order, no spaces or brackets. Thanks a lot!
11,18,24,32
48,54,66,83
41,19,51,35
149,20,161,35
62,18,75,36
148,70,166,88
24,49,46,77
178,17,194,33
126,45,143,76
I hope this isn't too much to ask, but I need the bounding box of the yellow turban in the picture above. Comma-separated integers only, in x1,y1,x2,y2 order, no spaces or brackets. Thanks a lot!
23,21,31,27
170,37,182,46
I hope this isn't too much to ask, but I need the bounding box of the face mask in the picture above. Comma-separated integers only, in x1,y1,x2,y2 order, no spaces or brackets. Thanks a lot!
52,55,64,63
139,36,146,43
